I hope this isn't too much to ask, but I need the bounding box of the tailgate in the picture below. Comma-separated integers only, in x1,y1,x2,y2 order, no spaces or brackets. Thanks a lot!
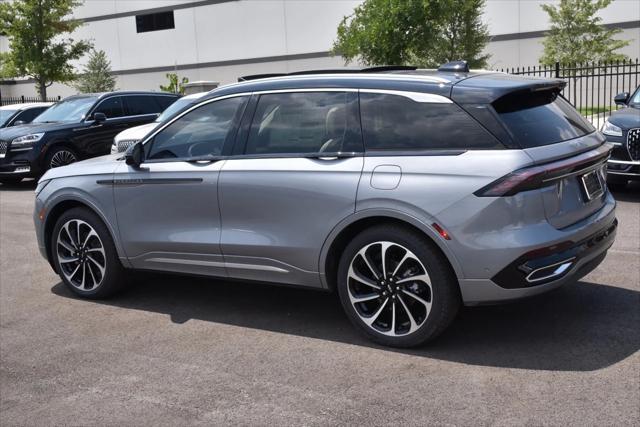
525,136,611,229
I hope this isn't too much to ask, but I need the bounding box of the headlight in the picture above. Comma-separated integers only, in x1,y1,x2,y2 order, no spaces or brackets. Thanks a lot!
11,133,45,149
35,179,51,196
110,140,118,155
602,120,622,137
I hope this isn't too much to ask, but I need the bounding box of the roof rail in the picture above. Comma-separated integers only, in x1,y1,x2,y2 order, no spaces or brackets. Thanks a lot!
237,65,419,82
437,60,469,73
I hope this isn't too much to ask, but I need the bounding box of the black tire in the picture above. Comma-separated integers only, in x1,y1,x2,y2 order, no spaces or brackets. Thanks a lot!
51,207,126,299
0,177,23,185
44,145,78,171
337,225,460,348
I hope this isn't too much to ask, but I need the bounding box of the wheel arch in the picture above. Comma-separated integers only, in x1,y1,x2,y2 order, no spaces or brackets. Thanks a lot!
319,209,463,291
43,195,127,271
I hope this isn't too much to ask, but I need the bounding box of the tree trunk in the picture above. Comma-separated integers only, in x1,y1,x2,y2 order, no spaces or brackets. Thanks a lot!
37,79,47,101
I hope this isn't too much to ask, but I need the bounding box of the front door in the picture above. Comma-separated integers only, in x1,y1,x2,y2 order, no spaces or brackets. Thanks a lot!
219,91,364,288
113,95,249,276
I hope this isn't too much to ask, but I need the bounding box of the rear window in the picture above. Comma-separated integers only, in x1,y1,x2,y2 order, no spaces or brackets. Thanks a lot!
125,95,162,116
359,93,502,151
493,90,594,148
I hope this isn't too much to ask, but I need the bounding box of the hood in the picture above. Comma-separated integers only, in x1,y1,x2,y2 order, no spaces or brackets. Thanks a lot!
115,122,157,142
608,106,640,129
41,153,122,181
0,121,81,141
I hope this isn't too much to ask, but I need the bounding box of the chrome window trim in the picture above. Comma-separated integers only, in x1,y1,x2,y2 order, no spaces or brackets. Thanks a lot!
140,88,454,149
359,89,453,103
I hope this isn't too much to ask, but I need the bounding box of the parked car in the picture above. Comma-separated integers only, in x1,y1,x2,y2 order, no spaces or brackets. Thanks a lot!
34,63,616,347
0,91,179,184
0,102,53,128
602,86,640,188
111,92,207,154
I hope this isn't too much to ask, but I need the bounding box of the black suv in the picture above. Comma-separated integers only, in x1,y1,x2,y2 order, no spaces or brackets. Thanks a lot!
603,86,640,187
0,91,179,183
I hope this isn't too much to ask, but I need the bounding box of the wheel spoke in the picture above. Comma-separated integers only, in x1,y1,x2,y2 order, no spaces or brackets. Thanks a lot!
390,300,396,334
401,289,431,310
57,239,75,253
87,255,105,276
348,266,380,290
396,274,431,286
363,298,388,326
80,263,87,289
86,261,98,288
58,256,79,264
391,251,410,277
62,222,77,247
380,242,392,277
397,294,419,333
358,251,380,280
350,293,380,303
83,229,98,247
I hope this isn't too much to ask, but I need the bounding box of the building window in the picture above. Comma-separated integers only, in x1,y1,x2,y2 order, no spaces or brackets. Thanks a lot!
136,11,175,33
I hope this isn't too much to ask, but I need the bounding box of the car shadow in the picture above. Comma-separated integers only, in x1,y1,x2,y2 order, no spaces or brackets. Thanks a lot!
51,274,639,372
610,181,640,202
0,179,37,191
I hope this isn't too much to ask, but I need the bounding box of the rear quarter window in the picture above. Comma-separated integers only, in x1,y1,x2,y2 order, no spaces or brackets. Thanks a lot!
359,93,502,151
492,90,594,148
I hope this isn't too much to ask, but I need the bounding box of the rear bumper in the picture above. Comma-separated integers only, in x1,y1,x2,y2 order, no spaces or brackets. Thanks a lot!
458,196,616,305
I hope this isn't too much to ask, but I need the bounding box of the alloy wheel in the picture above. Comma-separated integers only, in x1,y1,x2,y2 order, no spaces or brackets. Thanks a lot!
56,219,106,291
347,241,433,337
50,150,77,168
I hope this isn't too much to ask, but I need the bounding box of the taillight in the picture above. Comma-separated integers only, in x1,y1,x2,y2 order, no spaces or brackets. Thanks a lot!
475,144,612,197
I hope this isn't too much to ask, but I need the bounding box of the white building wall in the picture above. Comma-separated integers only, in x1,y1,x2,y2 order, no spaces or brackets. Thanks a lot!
1,0,638,98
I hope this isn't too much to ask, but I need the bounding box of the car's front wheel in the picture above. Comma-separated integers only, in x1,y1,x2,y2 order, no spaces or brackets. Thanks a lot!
45,146,78,170
337,225,460,347
52,207,126,299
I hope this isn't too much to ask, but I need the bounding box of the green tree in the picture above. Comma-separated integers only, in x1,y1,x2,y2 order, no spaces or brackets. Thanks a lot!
74,49,116,93
159,73,189,95
333,0,490,69
540,0,630,66
0,0,92,100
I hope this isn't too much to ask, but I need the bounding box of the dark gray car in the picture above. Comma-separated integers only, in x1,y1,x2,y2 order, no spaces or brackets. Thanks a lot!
33,64,617,347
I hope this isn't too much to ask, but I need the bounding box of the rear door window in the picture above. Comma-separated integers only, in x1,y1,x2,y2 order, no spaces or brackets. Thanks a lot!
359,92,501,151
492,90,594,148
124,95,162,116
156,95,178,110
245,92,362,155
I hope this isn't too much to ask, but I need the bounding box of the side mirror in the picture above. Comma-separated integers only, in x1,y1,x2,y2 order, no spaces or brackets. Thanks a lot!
13,120,26,126
125,142,143,167
93,112,107,123
614,92,629,106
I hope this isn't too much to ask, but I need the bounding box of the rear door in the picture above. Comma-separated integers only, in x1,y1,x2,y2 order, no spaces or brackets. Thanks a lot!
218,90,364,288
114,95,248,276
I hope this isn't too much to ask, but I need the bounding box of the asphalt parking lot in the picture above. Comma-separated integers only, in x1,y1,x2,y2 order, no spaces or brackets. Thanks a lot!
1,180,638,426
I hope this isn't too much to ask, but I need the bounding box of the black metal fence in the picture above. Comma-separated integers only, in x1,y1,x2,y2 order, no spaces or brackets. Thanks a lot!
0,95,61,106
498,58,639,128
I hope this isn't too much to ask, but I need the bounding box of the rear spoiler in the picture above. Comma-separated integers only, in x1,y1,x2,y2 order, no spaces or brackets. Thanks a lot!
451,73,566,104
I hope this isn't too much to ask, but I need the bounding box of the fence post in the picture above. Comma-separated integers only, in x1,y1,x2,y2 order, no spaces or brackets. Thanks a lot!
555,62,560,78
21,95,25,103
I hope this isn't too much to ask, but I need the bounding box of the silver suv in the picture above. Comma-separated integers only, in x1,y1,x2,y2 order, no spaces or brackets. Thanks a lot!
34,63,617,347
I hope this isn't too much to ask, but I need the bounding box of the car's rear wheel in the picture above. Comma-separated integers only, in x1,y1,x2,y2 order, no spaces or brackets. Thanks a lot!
52,207,126,299
46,146,78,170
337,225,460,347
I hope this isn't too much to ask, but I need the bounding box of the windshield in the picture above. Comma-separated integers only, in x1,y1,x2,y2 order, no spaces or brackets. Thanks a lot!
155,97,197,123
33,96,97,123
630,87,640,105
0,109,18,127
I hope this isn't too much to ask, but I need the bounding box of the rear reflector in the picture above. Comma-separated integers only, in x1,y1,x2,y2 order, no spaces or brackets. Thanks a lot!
475,144,612,197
